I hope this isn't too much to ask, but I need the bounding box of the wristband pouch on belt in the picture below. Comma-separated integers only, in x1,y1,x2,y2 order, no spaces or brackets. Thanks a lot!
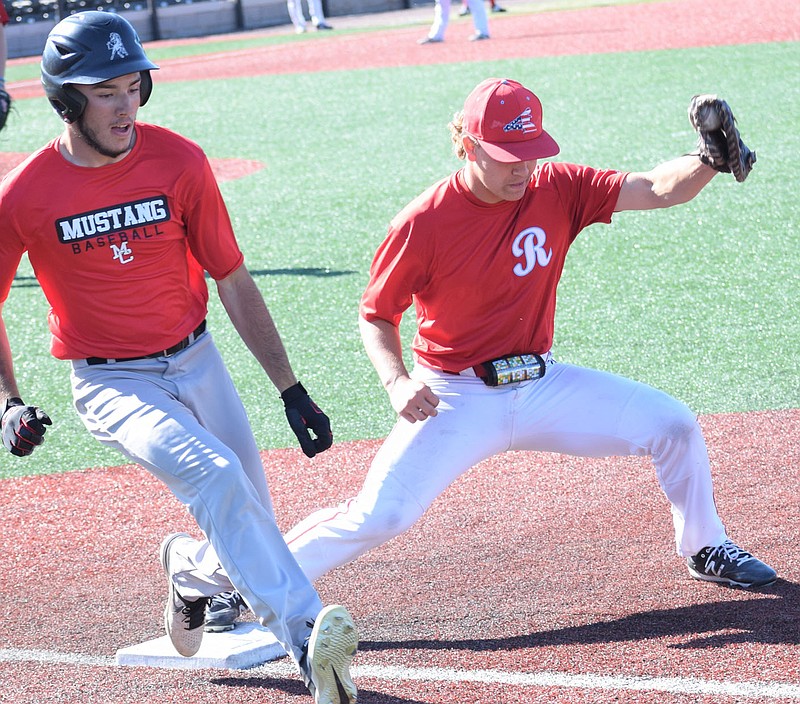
477,353,547,387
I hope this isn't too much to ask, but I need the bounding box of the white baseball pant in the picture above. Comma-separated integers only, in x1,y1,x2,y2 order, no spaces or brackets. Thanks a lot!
287,0,326,30
70,331,321,663
286,359,727,582
427,0,490,40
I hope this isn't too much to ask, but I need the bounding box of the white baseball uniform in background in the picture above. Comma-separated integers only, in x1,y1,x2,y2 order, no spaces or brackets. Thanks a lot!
426,0,490,41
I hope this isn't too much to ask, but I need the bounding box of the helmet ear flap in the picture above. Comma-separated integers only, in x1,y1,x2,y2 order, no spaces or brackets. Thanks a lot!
50,85,87,124
139,70,153,107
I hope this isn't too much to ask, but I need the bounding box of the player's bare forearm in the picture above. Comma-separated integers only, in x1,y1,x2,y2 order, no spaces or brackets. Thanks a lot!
359,315,439,422
0,314,21,401
359,316,409,390
615,155,717,212
217,264,297,393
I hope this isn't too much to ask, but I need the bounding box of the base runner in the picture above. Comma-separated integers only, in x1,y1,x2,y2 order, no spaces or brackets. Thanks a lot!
0,12,356,703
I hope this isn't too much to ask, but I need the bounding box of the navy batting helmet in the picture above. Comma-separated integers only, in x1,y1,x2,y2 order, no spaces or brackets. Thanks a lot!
41,11,159,123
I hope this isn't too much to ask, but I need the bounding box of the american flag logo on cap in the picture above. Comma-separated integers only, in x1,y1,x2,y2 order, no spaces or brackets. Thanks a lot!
503,107,537,134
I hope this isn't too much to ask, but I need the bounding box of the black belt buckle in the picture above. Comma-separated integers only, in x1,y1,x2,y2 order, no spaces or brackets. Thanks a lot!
480,353,546,387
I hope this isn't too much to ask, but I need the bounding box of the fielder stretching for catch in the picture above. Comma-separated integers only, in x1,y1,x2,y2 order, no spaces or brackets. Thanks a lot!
0,13,356,704
279,78,776,600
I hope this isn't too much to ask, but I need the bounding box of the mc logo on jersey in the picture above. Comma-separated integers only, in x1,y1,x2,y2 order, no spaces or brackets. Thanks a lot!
512,227,552,277
111,242,134,264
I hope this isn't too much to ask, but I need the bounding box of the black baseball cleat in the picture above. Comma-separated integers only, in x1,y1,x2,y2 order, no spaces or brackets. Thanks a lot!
299,605,359,704
160,532,209,656
205,590,248,633
687,539,777,588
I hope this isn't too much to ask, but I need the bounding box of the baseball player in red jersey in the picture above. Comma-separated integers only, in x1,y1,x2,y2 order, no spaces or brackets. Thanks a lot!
0,12,356,703
281,78,776,599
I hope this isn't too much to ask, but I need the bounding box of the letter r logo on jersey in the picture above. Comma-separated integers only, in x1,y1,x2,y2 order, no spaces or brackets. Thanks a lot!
111,242,134,264
512,227,552,277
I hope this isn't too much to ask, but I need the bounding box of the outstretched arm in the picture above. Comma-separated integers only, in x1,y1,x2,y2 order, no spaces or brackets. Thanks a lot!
615,155,717,212
616,94,754,212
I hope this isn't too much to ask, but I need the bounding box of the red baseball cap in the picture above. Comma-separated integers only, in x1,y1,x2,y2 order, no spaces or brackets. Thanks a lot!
463,78,560,162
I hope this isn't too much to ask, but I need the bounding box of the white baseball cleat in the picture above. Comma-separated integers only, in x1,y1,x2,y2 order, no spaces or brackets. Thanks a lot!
299,605,359,704
159,532,208,657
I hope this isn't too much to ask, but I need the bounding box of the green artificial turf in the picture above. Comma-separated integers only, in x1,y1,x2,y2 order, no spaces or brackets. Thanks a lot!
1,40,797,478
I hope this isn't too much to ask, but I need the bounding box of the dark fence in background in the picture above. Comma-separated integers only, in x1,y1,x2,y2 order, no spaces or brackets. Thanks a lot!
7,0,172,25
2,0,413,57
6,0,255,25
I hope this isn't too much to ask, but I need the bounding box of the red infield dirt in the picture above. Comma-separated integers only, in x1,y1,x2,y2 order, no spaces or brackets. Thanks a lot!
1,1,798,702
0,410,798,702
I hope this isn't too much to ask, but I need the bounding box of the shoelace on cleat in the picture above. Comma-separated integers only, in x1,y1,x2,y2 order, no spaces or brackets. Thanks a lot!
704,540,755,571
207,591,244,613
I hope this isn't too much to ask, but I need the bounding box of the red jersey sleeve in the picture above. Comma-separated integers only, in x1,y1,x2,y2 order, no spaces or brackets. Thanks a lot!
178,148,244,281
0,179,26,304
539,162,626,240
360,220,429,326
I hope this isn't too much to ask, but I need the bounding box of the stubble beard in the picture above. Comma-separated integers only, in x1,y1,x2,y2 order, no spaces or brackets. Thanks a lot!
76,115,134,160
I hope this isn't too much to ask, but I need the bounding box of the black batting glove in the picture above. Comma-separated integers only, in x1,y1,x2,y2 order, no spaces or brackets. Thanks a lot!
2,397,52,457
281,382,333,458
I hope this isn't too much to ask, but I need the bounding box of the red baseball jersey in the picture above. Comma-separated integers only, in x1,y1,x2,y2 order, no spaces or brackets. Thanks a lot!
360,161,627,372
0,123,244,359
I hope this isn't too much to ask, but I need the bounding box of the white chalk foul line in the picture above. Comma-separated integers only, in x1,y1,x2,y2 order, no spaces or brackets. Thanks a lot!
2,649,799,699
347,664,800,700
0,648,114,667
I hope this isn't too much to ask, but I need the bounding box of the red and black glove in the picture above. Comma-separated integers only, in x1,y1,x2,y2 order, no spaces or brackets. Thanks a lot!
281,382,333,458
2,397,52,457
